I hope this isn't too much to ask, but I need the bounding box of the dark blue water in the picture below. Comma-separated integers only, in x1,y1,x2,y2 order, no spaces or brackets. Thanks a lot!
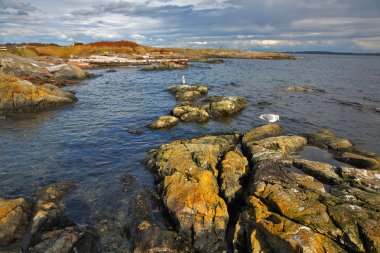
0,55,379,235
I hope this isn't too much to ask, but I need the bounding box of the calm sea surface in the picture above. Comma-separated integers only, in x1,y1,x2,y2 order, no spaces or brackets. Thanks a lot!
0,54,379,240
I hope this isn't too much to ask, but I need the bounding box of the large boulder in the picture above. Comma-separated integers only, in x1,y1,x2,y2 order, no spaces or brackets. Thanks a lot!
148,116,179,129
0,73,77,114
0,198,33,246
48,64,87,80
200,96,247,117
307,129,353,151
172,105,210,122
166,84,208,102
145,134,240,252
0,53,86,80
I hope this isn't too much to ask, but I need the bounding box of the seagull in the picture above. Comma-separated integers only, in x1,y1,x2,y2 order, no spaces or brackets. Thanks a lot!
181,75,186,84
259,114,280,123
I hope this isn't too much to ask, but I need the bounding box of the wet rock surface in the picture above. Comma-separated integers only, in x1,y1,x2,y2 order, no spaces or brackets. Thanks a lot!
141,61,188,71
144,125,380,252
200,96,248,117
166,84,208,102
0,73,77,115
0,182,99,252
284,85,326,93
148,115,179,129
172,105,210,122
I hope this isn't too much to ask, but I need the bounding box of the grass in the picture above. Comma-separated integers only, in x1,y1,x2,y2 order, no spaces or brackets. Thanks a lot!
5,40,148,58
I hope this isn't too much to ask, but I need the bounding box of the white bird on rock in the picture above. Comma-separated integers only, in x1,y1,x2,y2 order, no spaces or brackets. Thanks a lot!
259,114,280,123
181,75,186,84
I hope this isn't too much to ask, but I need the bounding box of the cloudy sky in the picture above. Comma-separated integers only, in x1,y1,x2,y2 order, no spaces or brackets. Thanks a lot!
1,0,380,52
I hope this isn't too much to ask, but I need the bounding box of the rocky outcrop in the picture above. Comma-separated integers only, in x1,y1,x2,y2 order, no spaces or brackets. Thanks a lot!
0,198,33,246
141,61,188,71
220,148,249,204
145,126,380,252
0,73,77,115
148,116,179,129
0,53,86,80
0,183,99,252
172,105,210,122
166,84,208,102
307,129,353,151
200,96,248,117
145,134,241,252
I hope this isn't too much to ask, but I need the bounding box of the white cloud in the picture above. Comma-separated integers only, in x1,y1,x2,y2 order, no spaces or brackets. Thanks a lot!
353,38,380,51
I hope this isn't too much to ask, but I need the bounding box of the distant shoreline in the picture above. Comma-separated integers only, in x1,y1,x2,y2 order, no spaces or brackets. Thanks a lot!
284,51,380,56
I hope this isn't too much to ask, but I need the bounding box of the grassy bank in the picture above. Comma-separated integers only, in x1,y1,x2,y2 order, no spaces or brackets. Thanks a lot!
1,40,294,60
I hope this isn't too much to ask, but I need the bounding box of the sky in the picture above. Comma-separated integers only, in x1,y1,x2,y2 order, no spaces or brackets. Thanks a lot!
1,0,380,52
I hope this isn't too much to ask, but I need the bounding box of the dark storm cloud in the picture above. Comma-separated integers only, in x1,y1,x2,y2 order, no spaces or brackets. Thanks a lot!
1,0,380,52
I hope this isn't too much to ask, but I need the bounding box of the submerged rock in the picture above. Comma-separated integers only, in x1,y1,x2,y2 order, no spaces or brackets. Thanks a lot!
284,85,326,93
0,182,99,252
148,116,179,129
172,105,210,122
0,73,77,114
200,96,248,117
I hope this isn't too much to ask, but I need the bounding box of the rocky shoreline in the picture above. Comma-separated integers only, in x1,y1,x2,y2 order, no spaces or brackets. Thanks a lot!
1,127,379,252
144,125,379,252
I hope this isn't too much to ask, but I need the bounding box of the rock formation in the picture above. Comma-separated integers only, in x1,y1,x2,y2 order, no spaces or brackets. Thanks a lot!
145,124,380,252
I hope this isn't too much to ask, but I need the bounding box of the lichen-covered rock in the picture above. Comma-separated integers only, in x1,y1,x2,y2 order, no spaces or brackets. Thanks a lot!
337,167,380,191
175,90,202,101
220,148,249,203
307,129,353,151
338,152,379,170
0,73,77,114
240,196,345,253
166,84,208,102
243,135,307,163
0,198,33,246
200,96,247,117
172,105,210,122
166,84,208,95
29,183,76,246
148,116,179,129
293,158,342,185
145,135,240,252
242,124,283,144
